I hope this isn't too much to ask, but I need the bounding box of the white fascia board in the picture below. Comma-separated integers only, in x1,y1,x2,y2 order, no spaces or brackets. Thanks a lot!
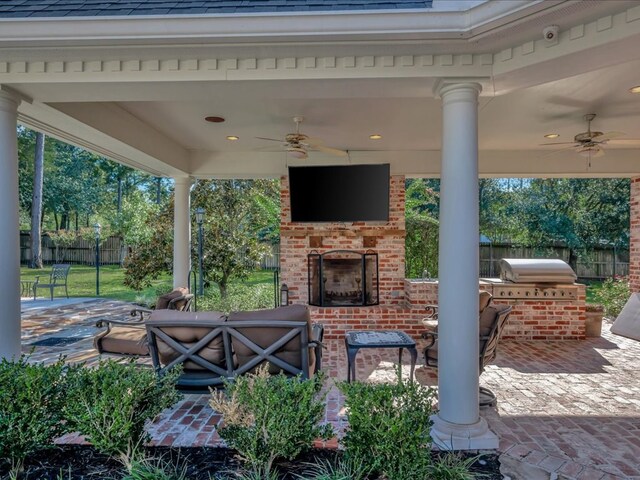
189,149,640,179
0,1,559,47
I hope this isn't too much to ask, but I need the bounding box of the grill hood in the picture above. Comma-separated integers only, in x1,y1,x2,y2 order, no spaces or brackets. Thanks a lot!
499,258,577,284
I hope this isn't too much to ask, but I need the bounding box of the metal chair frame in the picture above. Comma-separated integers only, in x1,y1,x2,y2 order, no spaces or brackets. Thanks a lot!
33,264,71,300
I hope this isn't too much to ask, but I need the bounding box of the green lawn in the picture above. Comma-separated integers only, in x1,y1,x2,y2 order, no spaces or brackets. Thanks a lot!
20,265,276,304
584,280,603,304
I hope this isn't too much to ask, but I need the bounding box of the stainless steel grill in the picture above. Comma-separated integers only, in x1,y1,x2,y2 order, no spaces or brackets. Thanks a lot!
499,258,577,284
482,258,579,301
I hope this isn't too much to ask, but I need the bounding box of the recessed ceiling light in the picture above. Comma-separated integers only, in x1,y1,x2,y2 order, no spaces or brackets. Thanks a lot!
226,135,239,141
369,134,382,140
630,85,640,94
544,133,560,139
205,116,225,123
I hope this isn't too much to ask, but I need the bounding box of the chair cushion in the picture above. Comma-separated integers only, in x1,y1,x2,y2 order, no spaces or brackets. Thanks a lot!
155,287,190,310
228,304,316,375
148,310,227,370
479,305,498,337
96,327,149,356
479,291,493,313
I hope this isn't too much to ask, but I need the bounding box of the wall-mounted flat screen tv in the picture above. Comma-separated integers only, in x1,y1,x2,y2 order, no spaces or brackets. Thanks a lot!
289,164,390,222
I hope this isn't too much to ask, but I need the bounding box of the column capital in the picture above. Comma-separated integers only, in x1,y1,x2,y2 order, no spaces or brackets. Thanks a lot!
0,87,21,113
172,176,195,186
433,79,484,100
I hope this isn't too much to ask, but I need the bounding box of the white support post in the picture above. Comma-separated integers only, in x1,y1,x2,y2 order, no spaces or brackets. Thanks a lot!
431,81,498,450
173,177,192,289
0,89,22,360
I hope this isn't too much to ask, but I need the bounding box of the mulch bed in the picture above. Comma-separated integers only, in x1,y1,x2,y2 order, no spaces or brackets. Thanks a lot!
1,446,502,479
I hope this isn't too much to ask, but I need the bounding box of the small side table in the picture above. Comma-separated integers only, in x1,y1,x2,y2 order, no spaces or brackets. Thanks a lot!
344,330,418,383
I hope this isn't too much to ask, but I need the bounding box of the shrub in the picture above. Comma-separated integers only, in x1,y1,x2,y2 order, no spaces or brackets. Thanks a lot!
199,283,275,314
0,357,74,470
427,453,477,480
592,276,631,318
64,360,181,462
338,380,437,480
296,456,368,480
209,365,333,478
122,456,188,480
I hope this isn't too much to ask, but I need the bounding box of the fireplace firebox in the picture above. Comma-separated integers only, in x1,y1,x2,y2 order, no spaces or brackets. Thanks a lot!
308,250,379,307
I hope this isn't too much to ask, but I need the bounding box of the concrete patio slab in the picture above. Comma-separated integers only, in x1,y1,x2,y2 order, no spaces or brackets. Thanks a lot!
21,300,640,479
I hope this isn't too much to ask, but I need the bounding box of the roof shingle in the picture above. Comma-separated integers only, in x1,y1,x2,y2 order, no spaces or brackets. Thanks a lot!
0,0,432,18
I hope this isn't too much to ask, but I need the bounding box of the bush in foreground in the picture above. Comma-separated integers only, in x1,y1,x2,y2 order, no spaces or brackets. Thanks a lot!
338,379,437,480
210,364,333,478
65,360,181,464
0,357,74,470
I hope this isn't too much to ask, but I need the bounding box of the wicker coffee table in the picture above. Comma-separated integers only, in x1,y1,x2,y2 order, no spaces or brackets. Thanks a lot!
344,330,418,382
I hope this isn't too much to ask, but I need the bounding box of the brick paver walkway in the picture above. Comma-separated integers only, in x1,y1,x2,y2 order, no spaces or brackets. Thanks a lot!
21,299,640,479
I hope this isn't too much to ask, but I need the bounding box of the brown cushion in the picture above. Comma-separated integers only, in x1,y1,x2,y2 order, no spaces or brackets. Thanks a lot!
155,287,189,310
479,291,493,313
228,304,315,375
96,327,149,356
148,310,227,370
479,305,498,337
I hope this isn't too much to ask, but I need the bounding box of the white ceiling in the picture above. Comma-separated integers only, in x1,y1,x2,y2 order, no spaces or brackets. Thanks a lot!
31,56,639,156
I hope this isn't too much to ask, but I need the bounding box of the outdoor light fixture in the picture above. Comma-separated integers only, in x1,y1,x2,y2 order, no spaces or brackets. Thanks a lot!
205,116,225,123
195,207,205,296
226,135,239,141
94,223,101,296
629,85,640,94
280,283,289,306
369,134,383,140
544,133,560,139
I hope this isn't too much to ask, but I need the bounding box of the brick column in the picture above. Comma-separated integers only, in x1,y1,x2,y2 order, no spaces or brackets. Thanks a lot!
630,177,640,292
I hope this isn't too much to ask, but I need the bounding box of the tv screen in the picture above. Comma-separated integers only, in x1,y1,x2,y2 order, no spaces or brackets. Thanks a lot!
289,164,390,222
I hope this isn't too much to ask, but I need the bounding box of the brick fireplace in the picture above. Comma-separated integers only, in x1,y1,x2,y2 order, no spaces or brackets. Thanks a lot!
279,175,586,340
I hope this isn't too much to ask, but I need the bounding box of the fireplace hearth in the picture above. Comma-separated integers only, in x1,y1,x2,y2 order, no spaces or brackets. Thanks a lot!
308,250,379,307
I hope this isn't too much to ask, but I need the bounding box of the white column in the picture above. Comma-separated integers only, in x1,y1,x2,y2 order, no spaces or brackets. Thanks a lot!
173,177,192,289
431,81,498,450
0,89,22,360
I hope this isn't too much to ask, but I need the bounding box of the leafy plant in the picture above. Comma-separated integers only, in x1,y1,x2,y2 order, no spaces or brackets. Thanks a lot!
210,365,333,478
0,357,74,472
592,276,631,318
427,453,478,480
122,456,189,480
64,360,181,464
338,379,437,480
296,456,368,480
199,283,274,314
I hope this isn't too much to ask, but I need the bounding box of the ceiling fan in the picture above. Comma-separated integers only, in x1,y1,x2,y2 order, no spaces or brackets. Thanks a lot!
539,113,626,158
256,116,348,160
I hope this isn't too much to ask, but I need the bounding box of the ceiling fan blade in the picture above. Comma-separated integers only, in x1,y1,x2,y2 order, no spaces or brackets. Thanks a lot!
539,142,578,146
592,131,626,142
254,146,285,152
593,148,605,158
255,136,283,142
607,139,640,146
310,145,348,157
539,144,581,157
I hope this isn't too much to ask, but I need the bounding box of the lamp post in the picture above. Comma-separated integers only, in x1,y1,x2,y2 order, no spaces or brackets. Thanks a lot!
195,207,205,296
280,283,289,306
94,223,101,296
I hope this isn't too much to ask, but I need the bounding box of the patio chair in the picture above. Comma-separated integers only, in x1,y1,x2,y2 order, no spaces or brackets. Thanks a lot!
421,290,493,334
32,264,71,300
93,287,193,358
423,301,512,407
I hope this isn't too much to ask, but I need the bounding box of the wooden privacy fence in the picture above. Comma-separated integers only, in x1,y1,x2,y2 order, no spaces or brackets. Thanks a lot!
480,243,629,280
20,232,124,265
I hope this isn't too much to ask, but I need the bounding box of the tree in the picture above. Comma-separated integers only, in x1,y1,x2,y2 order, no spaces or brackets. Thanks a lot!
124,179,277,296
30,132,45,269
405,179,439,278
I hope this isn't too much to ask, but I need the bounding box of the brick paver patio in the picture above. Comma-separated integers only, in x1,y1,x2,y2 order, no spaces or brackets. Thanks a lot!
21,299,640,479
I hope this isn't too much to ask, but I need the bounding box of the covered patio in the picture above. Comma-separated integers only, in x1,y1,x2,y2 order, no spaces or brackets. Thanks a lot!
2,0,640,452
21,298,640,479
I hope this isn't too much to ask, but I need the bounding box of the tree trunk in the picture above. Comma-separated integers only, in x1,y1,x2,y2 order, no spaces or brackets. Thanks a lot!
54,212,59,231
117,177,123,214
568,248,578,273
219,277,228,299
156,177,162,204
75,212,79,231
30,132,45,269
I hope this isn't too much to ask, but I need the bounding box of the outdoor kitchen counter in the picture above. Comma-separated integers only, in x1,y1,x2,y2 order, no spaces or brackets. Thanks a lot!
404,278,587,340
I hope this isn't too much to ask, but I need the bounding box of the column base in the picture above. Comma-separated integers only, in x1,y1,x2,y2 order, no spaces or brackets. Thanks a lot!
430,414,499,450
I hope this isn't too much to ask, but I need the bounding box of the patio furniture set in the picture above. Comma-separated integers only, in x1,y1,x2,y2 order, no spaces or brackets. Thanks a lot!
95,287,512,397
